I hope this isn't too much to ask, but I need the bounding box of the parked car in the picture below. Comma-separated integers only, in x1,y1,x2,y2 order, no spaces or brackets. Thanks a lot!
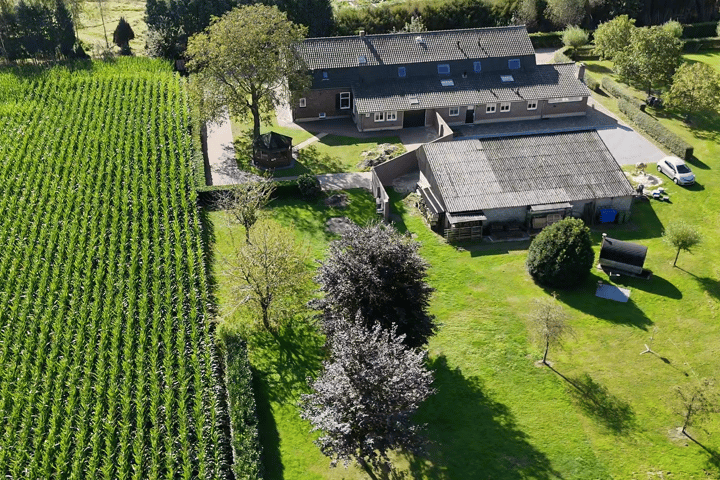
657,156,695,185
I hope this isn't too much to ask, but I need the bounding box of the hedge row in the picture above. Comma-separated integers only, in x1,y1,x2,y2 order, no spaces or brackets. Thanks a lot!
683,37,720,52
681,22,717,39
583,71,600,92
552,46,573,63
197,180,301,207
601,77,645,109
529,32,563,49
223,335,265,480
618,99,693,161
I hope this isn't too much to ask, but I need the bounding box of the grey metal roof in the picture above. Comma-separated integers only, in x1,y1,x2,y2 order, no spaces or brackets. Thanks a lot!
421,130,636,213
600,237,647,267
353,63,590,113
295,26,535,70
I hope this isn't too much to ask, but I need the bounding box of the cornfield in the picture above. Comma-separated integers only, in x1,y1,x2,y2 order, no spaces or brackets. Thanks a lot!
0,59,231,479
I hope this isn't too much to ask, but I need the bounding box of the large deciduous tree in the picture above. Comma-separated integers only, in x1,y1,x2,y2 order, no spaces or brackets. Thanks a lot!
223,218,310,331
662,221,701,267
614,24,683,94
300,317,434,475
219,177,275,244
593,14,635,60
666,62,720,122
526,217,595,288
313,222,436,349
186,5,310,139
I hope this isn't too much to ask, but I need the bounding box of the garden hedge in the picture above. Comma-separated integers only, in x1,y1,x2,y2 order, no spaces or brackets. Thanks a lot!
529,32,563,49
601,77,645,109
583,71,600,92
618,99,693,161
682,37,720,52
223,335,265,480
681,22,718,39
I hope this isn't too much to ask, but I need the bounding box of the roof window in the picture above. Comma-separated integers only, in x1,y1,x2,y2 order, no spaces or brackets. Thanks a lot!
473,61,482,73
415,36,424,44
437,64,450,75
501,75,514,82
441,79,454,87
508,59,521,70
322,70,329,80
358,55,367,65
398,66,406,78
409,95,419,105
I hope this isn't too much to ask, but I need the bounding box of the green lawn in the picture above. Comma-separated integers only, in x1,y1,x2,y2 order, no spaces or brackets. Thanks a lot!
209,52,720,479
230,117,404,177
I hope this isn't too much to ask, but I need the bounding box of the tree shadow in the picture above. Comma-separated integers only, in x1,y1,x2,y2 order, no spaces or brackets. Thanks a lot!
404,356,563,480
553,370,636,435
585,64,613,75
675,267,720,303
553,272,654,330
252,365,284,479
684,432,720,471
613,274,682,300
590,200,664,241
296,145,343,174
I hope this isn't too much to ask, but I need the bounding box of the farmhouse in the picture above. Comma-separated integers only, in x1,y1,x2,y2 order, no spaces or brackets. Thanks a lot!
414,130,635,240
292,26,591,131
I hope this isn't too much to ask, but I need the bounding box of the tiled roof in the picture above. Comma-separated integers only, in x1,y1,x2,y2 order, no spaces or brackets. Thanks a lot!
422,131,636,213
295,26,535,70
353,63,590,113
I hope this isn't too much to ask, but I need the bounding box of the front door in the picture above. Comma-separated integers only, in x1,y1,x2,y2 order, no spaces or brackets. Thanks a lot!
465,109,475,124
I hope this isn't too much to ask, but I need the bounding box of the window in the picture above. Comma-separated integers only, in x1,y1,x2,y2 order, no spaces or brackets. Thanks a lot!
408,95,419,105
299,98,306,108
501,75,514,82
386,111,397,121
547,96,583,103
358,55,367,65
437,64,450,75
441,79,454,87
473,61,482,73
508,59,521,70
527,100,537,110
322,70,329,80
486,103,496,113
449,107,460,116
319,112,326,118
500,102,510,112
339,92,351,109
374,112,385,122
398,66,406,78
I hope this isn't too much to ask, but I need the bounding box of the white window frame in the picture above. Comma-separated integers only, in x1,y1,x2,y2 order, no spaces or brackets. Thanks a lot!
374,111,385,122
500,102,511,112
473,61,482,73
437,64,450,75
299,98,306,108
339,92,351,110
486,103,496,114
527,100,537,110
386,111,397,121
449,107,460,117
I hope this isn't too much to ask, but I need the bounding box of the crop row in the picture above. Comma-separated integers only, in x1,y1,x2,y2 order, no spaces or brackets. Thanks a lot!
0,59,230,479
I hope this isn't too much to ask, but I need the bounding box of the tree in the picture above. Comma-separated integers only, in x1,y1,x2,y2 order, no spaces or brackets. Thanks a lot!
562,25,588,57
526,217,595,288
219,177,275,244
300,317,434,475
96,0,109,48
614,25,683,94
223,218,310,331
313,222,436,349
113,17,135,54
593,15,635,60
544,0,585,28
663,221,701,267
402,15,427,33
531,295,572,365
666,62,720,122
186,5,311,139
54,0,75,57
674,378,717,437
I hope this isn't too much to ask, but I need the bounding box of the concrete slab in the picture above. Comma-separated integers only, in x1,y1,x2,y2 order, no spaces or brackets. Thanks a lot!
317,172,372,191
596,283,631,302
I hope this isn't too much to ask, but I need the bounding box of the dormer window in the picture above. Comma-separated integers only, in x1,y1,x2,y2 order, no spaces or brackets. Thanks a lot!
322,71,329,80
408,95,419,105
473,61,482,73
437,64,450,75
501,75,514,82
398,66,406,78
358,55,367,65
508,59,521,70
441,79,454,87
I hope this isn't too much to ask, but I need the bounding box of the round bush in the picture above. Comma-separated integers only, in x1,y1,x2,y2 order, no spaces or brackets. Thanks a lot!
526,217,595,288
297,173,321,199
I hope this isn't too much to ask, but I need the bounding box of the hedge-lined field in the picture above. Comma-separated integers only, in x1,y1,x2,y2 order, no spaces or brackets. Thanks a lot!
0,59,231,479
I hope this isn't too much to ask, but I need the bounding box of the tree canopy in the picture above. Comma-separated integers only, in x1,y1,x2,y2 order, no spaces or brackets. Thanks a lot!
593,15,635,60
313,222,436,349
113,16,135,54
662,221,701,267
0,0,77,61
561,25,588,57
186,4,310,139
666,62,720,120
526,218,595,288
300,317,434,473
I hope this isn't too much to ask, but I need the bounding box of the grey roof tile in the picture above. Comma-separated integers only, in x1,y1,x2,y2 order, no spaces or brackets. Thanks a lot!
422,131,635,213
295,26,535,70
353,63,590,113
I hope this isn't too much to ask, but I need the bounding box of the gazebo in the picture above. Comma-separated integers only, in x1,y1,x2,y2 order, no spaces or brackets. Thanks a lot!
253,132,293,169
598,234,651,279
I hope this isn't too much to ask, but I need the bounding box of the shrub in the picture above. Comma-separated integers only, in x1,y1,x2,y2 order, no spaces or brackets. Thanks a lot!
679,21,718,39
553,46,574,63
584,71,600,92
617,99,693,161
562,26,589,56
601,77,645,109
297,173,321,199
526,217,595,288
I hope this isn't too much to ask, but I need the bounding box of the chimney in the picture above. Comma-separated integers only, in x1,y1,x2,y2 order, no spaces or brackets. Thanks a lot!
577,62,586,82
359,30,366,37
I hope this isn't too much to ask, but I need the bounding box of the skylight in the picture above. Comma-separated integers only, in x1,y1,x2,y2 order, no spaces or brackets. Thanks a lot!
441,79,454,87
409,95,419,105
358,55,367,65
501,75,514,82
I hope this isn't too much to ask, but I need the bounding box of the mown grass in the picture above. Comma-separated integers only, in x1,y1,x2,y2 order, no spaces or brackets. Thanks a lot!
210,52,720,479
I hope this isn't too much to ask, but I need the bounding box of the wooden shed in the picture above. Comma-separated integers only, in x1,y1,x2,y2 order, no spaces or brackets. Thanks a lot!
599,234,651,278
253,132,293,169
